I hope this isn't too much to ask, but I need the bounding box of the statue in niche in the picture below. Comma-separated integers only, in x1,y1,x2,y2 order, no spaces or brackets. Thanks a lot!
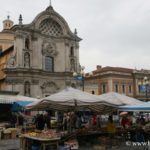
24,52,30,68
70,59,75,72
7,53,17,68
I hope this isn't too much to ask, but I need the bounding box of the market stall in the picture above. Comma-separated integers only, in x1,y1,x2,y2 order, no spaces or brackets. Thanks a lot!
24,88,124,149
20,130,61,150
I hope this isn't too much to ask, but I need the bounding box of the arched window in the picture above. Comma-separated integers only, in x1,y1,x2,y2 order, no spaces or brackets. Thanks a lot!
115,84,119,93
24,81,30,96
70,46,74,56
129,85,132,93
45,56,54,72
25,38,30,49
122,84,125,93
24,52,30,68
102,84,106,93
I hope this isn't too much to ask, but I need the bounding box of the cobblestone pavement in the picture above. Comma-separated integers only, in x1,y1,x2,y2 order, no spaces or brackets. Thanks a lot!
0,139,149,150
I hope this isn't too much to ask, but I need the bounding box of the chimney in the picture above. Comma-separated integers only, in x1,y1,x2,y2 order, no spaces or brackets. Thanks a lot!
96,65,102,70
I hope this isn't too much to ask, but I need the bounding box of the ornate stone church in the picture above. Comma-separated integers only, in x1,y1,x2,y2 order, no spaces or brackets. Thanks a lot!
0,5,81,98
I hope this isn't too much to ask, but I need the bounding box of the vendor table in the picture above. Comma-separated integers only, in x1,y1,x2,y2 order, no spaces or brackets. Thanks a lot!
20,134,60,150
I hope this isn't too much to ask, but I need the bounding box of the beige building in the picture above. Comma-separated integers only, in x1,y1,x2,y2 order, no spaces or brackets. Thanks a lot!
85,65,150,101
0,5,82,98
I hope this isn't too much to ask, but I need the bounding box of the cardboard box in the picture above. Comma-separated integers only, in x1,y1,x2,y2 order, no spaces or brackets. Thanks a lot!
11,130,16,139
3,133,11,139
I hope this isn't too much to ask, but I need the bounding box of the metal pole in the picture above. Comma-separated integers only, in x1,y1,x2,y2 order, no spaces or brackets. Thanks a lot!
146,84,148,102
82,75,84,91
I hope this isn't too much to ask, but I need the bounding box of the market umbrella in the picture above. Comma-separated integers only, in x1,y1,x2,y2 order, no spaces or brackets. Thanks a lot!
119,111,128,116
26,87,118,113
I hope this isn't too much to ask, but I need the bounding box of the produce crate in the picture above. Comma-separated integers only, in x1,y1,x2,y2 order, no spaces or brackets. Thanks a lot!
3,129,11,139
97,136,110,145
93,145,106,150
11,130,17,139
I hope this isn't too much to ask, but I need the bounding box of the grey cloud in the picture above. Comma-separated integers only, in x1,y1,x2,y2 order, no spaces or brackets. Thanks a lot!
1,0,150,72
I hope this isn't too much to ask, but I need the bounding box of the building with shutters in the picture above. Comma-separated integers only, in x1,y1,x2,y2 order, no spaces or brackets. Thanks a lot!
85,65,150,101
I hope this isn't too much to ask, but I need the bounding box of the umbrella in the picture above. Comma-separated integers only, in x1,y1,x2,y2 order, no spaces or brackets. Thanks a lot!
119,112,128,116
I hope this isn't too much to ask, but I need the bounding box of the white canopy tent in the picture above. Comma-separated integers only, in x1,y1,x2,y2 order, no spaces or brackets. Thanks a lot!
0,94,38,104
98,92,143,106
27,87,117,113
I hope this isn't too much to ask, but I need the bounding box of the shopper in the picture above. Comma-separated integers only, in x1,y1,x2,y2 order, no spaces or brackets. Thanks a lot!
44,112,51,129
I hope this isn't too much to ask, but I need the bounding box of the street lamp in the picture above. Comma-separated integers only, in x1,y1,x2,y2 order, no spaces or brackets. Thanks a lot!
73,66,85,91
138,76,149,101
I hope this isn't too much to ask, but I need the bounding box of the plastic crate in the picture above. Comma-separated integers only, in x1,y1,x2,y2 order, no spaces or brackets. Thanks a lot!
58,146,70,150
32,146,41,150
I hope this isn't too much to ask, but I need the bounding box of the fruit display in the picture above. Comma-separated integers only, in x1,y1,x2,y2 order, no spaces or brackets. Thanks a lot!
25,130,61,139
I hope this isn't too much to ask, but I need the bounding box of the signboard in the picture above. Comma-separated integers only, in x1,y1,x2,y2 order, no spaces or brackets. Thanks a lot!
140,85,147,93
76,76,84,81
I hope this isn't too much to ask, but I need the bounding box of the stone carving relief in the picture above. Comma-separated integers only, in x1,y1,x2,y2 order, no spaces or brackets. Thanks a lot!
5,78,24,84
32,79,39,85
41,81,59,94
42,41,58,57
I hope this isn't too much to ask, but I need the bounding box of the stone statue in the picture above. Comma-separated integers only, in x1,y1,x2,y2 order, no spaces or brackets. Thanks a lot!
7,53,16,68
24,52,30,68
70,59,75,71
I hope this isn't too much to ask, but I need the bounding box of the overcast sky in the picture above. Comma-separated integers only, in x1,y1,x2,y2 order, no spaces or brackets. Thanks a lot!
0,0,150,72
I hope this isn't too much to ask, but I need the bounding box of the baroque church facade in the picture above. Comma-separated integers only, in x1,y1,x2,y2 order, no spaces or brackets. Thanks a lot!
0,5,81,98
